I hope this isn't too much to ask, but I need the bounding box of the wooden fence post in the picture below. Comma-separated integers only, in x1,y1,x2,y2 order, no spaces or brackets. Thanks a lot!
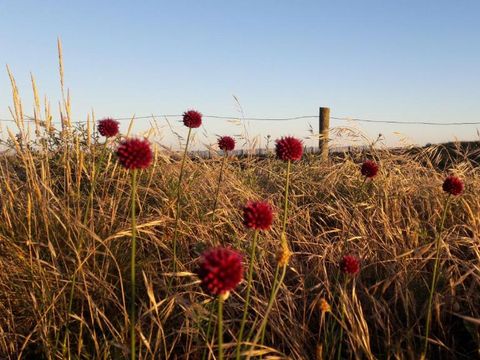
319,107,330,161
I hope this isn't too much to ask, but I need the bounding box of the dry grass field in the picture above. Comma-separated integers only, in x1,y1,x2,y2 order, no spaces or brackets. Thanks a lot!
0,65,479,359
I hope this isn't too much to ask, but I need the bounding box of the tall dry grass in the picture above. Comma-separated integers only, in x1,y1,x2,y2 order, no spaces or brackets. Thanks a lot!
0,49,479,359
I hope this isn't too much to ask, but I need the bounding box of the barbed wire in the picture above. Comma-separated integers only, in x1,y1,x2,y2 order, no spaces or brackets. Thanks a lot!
0,113,479,126
331,116,480,126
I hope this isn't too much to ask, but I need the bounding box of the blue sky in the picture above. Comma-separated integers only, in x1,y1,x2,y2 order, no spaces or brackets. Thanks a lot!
1,0,479,148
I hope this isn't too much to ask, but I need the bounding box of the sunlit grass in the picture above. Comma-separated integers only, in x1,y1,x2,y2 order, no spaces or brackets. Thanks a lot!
0,47,479,359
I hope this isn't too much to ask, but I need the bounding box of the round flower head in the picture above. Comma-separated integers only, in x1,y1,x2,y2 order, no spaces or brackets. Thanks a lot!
196,247,243,296
340,255,360,275
442,175,464,196
183,110,202,128
218,136,236,152
98,118,119,137
243,201,274,231
275,136,303,162
116,138,153,170
361,160,379,178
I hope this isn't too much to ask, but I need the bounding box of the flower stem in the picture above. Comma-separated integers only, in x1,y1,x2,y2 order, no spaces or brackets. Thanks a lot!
218,295,225,360
236,230,259,359
211,152,228,238
201,300,216,360
130,169,138,360
247,264,287,359
422,194,451,359
83,140,107,226
171,127,192,278
336,276,348,360
254,160,292,353
59,138,108,355
334,177,367,357
281,160,291,236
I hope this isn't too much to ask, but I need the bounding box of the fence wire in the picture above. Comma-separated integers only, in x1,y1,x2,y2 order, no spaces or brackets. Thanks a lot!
0,114,479,126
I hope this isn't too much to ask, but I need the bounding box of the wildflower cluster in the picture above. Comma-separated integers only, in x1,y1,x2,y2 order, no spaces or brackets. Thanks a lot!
107,111,467,360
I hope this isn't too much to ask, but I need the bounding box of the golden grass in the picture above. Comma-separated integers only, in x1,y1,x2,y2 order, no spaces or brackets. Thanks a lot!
1,48,479,359
1,125,479,359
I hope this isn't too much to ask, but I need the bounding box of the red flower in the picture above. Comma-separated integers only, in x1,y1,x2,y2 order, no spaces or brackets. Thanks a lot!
116,138,153,170
196,247,243,296
361,160,379,178
442,175,464,196
275,136,303,162
98,118,119,137
243,201,274,231
340,255,360,275
183,110,202,128
218,136,236,152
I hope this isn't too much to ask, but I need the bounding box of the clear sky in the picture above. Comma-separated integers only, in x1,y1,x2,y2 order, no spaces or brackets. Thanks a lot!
1,0,479,149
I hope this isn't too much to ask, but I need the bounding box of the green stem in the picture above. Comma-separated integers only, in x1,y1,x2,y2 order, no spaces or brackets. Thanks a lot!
247,265,287,359
130,169,138,360
422,195,451,358
59,139,109,355
97,139,110,177
172,127,192,277
245,265,280,344
218,296,224,360
201,300,216,360
81,139,110,227
62,265,80,356
255,160,292,352
336,276,348,360
259,268,275,346
236,230,259,359
332,177,368,359
211,153,228,226
281,160,291,237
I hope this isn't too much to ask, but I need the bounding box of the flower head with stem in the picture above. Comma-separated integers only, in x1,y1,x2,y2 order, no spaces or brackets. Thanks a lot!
96,118,121,184
251,140,302,354
116,137,153,360
171,110,202,288
422,175,463,358
196,247,243,360
235,200,274,359
335,161,374,359
211,136,236,224
60,119,123,354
